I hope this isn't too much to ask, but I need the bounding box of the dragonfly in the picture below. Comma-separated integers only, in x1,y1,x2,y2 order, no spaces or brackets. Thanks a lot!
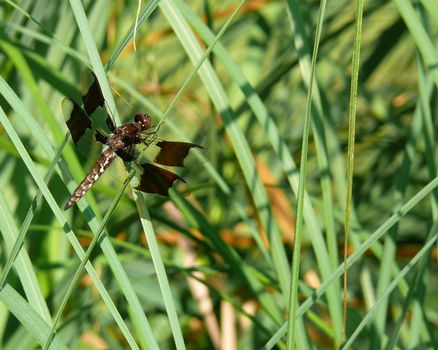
63,73,204,210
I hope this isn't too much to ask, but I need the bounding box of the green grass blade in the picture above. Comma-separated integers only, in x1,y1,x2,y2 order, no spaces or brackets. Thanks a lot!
0,284,68,349
0,187,52,322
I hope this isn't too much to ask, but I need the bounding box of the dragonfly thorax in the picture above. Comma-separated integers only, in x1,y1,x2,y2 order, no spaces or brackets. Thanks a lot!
106,114,153,152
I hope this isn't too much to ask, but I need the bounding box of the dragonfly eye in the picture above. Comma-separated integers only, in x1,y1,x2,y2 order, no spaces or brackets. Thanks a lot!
134,113,152,130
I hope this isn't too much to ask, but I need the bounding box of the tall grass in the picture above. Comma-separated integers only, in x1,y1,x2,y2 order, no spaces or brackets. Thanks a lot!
0,0,437,349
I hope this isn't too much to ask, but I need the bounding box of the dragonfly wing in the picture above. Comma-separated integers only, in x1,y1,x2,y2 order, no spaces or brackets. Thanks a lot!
153,141,204,167
64,98,92,145
62,97,101,157
135,163,185,196
125,140,206,196
81,72,105,116
63,71,117,155
82,71,118,133
95,129,108,144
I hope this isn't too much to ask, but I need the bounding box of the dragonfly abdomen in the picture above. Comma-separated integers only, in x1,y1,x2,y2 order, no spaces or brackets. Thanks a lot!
64,148,116,210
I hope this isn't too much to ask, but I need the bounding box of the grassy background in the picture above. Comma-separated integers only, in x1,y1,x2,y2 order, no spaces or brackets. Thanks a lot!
0,0,437,349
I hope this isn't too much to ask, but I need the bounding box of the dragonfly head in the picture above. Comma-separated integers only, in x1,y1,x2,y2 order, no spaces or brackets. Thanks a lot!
134,113,152,131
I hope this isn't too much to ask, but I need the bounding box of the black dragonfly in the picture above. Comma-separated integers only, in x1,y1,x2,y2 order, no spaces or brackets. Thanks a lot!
63,73,204,210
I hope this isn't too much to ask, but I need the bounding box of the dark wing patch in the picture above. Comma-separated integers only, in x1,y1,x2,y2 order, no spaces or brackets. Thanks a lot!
80,71,116,134
64,72,114,151
95,129,108,144
65,98,92,145
154,141,203,167
136,163,184,196
82,73,105,116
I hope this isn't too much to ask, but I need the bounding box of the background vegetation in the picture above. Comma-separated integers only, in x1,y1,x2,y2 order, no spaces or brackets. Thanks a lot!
0,0,437,349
